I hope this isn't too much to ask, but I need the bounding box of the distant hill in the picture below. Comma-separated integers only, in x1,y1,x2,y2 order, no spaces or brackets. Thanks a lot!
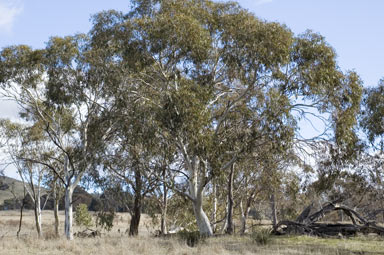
0,176,25,206
0,175,100,211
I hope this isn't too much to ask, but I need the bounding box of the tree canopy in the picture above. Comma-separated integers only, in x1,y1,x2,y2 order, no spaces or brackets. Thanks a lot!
0,0,371,239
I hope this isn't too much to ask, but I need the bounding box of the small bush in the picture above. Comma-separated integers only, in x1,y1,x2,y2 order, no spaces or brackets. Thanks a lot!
177,230,205,247
75,203,93,228
96,210,115,232
251,228,272,245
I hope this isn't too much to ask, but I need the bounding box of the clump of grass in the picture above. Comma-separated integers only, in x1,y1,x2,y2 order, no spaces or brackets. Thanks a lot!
177,230,205,247
251,228,272,245
44,229,58,240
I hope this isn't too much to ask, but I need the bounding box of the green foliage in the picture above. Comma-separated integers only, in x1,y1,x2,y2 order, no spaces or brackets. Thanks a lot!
75,204,93,228
167,195,197,232
361,79,384,147
0,0,366,238
96,210,115,232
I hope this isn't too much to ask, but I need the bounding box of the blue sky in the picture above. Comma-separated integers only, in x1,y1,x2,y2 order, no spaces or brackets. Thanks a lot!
0,0,383,178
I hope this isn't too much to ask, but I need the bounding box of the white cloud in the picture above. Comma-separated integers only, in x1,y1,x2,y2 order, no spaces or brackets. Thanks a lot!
0,0,23,33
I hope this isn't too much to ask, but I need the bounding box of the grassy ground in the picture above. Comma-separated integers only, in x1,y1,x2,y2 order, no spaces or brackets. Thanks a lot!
1,210,384,255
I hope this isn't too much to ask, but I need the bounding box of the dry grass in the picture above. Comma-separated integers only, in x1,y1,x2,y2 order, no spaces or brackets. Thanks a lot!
1,210,384,255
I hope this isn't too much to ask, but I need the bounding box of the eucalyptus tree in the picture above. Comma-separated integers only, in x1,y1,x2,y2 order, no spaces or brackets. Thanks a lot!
234,143,297,234
43,158,65,237
0,119,50,238
361,79,384,151
101,140,160,236
0,0,363,237
88,9,179,236
85,0,363,236
95,86,177,235
0,35,115,240
359,79,384,213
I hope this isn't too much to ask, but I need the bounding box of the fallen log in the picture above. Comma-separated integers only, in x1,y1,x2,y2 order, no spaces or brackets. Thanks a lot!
274,201,384,237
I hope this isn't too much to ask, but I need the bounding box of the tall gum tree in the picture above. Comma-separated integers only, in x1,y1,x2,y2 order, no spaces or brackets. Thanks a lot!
0,36,115,240
0,120,50,238
0,0,363,237
360,79,384,193
87,0,362,236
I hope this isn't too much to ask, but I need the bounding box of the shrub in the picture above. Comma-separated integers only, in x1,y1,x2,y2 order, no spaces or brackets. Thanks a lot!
96,210,115,232
75,203,93,228
251,228,272,245
177,230,205,247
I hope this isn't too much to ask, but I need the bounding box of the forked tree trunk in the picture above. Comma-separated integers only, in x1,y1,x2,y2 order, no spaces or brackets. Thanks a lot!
240,187,257,235
192,197,213,236
226,164,234,234
18,169,44,239
187,157,213,236
191,182,213,236
240,200,251,234
64,187,74,240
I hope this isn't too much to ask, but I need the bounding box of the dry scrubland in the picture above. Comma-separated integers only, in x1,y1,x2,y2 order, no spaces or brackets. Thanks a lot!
1,211,384,255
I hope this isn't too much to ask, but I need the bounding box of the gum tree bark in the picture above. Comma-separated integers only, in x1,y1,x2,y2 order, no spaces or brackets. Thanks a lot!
240,190,257,234
16,163,44,239
53,178,60,237
129,169,142,236
33,191,42,238
226,164,235,234
176,139,237,236
160,166,168,235
270,193,277,230
64,187,74,240
63,157,84,240
212,181,217,233
186,154,213,236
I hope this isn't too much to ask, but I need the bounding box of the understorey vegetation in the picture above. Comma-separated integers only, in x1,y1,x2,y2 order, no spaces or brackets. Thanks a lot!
0,0,383,248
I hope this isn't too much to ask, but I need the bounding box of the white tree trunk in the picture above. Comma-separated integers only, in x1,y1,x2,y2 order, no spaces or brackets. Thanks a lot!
192,198,213,236
212,182,217,233
63,155,84,240
220,200,228,234
64,187,74,240
187,156,213,236
240,200,251,234
34,191,42,238
160,182,168,235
